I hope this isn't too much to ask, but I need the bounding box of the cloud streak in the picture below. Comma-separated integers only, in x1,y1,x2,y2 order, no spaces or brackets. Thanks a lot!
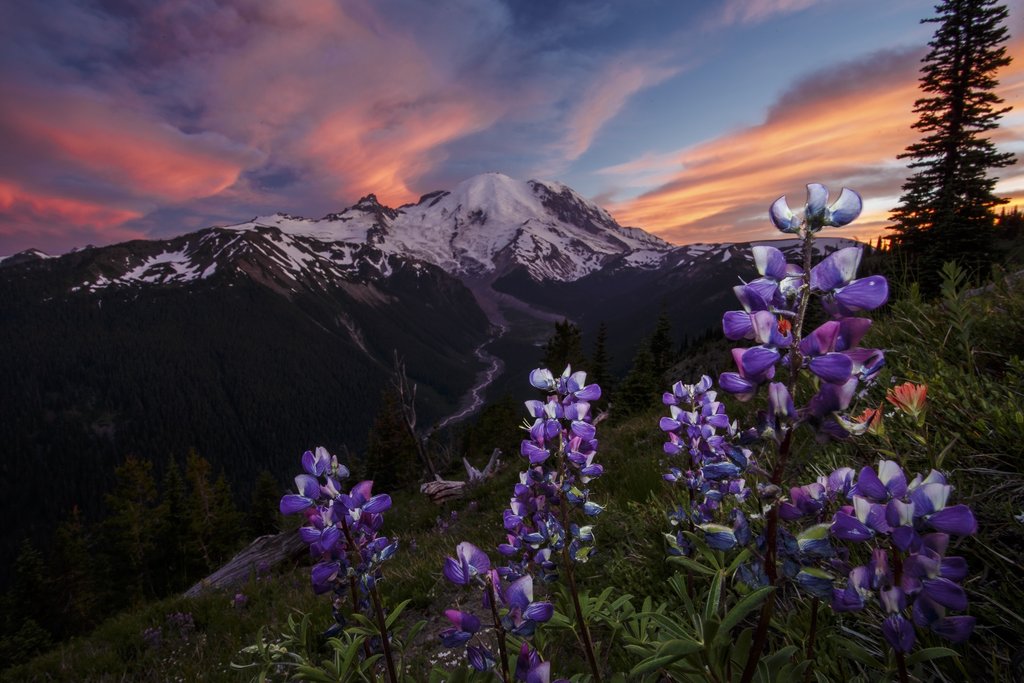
606,42,1024,245
2,0,674,253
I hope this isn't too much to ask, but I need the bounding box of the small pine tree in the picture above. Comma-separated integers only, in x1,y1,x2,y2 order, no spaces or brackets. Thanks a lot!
463,393,521,461
0,540,54,662
889,0,1016,288
154,458,191,592
185,451,241,573
649,305,675,377
590,322,611,398
541,319,586,371
365,390,420,492
616,338,660,416
51,507,98,636
250,470,282,537
103,455,159,602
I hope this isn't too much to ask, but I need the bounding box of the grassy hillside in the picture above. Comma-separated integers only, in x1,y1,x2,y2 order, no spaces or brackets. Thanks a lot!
3,265,1022,682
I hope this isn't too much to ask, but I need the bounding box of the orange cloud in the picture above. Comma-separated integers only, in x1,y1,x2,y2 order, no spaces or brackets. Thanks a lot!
0,179,144,251
606,43,1024,245
0,84,259,204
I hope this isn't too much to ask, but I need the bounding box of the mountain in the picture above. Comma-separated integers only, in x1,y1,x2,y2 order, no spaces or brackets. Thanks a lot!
219,173,673,283
0,172,864,584
0,223,492,581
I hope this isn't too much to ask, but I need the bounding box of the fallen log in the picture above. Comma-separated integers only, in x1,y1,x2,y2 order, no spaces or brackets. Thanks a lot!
420,448,502,504
184,530,307,598
420,478,467,504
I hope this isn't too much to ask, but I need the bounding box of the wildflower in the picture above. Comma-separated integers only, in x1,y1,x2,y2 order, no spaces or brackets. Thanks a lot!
232,592,248,609
854,405,884,435
769,183,863,233
443,541,490,586
810,247,889,317
887,382,927,423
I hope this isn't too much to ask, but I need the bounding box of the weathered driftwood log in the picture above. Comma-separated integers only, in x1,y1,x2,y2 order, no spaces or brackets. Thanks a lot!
420,448,502,504
420,478,467,504
184,530,307,598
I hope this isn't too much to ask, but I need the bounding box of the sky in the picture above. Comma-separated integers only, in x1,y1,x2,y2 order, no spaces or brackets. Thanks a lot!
1,0,1022,255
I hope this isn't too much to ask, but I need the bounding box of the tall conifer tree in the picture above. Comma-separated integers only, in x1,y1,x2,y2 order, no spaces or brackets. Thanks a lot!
590,322,611,395
889,0,1015,286
366,390,420,492
541,319,586,371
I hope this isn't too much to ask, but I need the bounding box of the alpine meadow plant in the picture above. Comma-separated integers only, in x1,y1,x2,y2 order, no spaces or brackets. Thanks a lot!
655,184,978,683
439,541,558,682
277,446,402,682
437,367,602,681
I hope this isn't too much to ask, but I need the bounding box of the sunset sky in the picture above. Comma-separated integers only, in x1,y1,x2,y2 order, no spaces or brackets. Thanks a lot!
1,0,1022,255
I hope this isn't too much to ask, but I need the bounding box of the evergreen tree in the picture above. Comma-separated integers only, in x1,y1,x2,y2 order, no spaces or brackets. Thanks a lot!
365,390,420,492
51,507,98,637
649,305,675,377
154,458,191,592
616,338,660,416
185,451,242,573
590,322,611,395
889,0,1015,288
541,319,586,371
250,470,282,537
103,455,159,603
463,394,521,462
0,540,53,663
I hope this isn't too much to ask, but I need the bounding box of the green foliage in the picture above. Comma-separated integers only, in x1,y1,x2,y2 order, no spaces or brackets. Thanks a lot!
250,471,283,538
648,306,675,378
614,339,659,417
187,451,243,574
103,455,160,603
154,458,192,593
541,319,586,371
458,394,521,468
51,507,99,637
889,0,1016,291
365,390,421,493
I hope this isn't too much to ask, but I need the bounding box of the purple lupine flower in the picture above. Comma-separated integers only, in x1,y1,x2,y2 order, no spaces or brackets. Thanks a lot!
882,614,916,653
503,366,604,579
795,567,834,600
802,461,978,654
810,247,889,318
769,183,863,233
466,644,496,672
440,609,481,648
502,574,554,636
659,375,752,532
443,542,491,586
279,447,397,635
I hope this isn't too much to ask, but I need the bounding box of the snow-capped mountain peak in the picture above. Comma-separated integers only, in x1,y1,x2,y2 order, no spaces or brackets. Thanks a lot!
218,172,673,282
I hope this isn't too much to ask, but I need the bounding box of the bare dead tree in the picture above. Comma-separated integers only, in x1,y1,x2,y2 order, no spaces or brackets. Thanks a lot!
390,350,438,479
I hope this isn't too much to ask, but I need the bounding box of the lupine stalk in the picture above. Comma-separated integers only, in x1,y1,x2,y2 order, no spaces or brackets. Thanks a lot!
485,573,512,683
557,476,602,683
279,447,400,678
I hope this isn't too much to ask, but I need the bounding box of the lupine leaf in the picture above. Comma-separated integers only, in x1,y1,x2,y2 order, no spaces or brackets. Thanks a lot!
657,638,704,658
704,571,723,622
668,556,718,576
385,599,410,629
715,586,773,643
631,654,687,677
906,647,958,665
725,548,753,575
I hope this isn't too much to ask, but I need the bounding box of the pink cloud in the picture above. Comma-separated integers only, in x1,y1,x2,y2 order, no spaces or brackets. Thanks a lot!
606,42,1024,245
560,59,681,163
